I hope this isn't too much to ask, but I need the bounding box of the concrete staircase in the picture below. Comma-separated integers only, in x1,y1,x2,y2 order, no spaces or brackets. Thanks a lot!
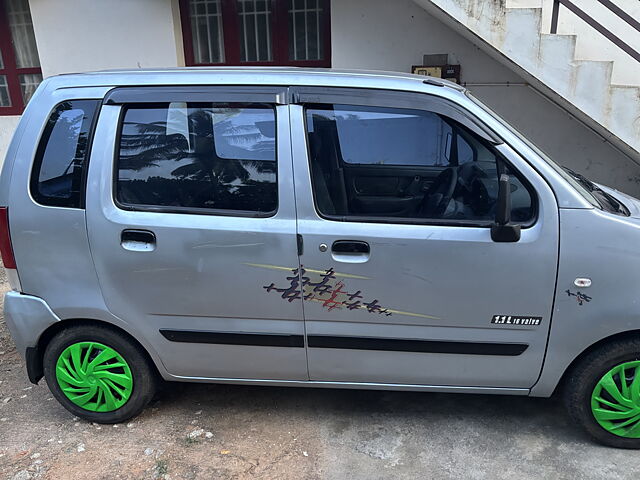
413,0,640,157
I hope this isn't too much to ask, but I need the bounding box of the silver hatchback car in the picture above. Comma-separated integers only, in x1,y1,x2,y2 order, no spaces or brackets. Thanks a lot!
3,68,640,448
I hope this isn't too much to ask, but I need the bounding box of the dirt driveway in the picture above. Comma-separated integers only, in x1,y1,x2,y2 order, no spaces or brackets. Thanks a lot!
2,269,640,480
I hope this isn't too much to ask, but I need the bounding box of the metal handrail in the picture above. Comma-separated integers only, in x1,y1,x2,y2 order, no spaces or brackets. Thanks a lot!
551,0,640,63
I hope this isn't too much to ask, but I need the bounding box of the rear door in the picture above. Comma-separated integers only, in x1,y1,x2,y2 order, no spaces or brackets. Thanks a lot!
289,87,559,389
86,86,307,380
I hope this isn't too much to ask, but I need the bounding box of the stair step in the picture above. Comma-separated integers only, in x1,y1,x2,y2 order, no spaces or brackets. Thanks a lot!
461,1,507,42
501,8,543,70
572,60,614,120
538,34,577,98
506,0,542,7
608,85,640,152
415,0,639,156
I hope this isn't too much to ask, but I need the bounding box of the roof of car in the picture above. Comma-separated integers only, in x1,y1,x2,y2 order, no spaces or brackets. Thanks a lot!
46,67,465,93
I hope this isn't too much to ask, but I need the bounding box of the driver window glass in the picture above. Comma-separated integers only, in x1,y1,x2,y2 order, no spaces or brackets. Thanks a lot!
457,135,474,165
305,103,534,224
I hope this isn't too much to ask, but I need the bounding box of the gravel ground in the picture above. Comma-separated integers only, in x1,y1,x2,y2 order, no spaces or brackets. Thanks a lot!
2,269,640,479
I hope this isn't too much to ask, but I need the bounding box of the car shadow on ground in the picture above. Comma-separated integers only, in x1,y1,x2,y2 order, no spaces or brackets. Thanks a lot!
154,380,589,445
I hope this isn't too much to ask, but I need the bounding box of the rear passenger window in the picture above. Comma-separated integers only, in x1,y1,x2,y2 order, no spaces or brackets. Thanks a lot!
116,103,277,215
31,100,99,208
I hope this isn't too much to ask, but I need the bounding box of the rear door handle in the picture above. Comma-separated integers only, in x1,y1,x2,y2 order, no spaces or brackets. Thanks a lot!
121,229,156,251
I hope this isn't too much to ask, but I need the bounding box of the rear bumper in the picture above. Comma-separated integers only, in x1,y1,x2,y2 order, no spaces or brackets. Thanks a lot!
4,291,60,382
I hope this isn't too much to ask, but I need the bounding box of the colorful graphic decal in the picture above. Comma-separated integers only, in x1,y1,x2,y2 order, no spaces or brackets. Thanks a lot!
263,265,393,316
566,289,592,306
246,263,440,320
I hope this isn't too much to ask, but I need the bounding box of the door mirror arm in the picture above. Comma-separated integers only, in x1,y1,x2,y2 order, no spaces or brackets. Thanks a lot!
491,174,521,243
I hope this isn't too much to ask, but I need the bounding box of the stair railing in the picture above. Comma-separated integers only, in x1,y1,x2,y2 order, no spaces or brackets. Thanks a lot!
550,0,640,62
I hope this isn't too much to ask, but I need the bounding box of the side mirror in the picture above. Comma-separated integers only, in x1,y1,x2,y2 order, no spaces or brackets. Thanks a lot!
491,174,521,243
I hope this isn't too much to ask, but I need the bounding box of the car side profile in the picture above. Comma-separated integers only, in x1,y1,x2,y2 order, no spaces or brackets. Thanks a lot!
3,68,640,448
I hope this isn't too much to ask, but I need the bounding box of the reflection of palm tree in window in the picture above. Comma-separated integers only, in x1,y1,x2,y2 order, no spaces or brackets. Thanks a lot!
118,106,277,212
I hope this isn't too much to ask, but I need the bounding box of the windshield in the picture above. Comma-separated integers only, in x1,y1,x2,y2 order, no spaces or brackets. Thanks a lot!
465,92,628,215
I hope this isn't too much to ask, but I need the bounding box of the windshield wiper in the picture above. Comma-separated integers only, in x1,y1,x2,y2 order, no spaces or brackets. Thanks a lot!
562,167,597,192
562,167,628,215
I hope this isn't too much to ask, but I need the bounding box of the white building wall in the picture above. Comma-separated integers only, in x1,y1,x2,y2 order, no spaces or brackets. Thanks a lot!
1,0,639,196
0,0,184,167
510,0,640,86
29,0,183,77
0,117,21,166
331,0,640,196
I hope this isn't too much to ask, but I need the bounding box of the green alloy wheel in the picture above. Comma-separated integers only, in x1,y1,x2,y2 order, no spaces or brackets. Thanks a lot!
591,361,640,438
55,341,134,412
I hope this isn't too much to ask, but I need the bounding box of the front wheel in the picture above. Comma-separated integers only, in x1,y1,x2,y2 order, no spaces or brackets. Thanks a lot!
43,324,157,423
564,337,640,448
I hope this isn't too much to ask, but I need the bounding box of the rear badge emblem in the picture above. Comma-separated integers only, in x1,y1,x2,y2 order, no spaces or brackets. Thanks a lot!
492,315,542,326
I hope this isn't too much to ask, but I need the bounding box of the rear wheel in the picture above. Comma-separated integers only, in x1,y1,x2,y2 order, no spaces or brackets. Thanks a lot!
43,324,157,423
564,337,640,448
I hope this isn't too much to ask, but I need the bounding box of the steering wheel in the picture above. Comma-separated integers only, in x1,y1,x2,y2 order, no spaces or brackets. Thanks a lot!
458,163,491,216
469,177,492,217
419,167,458,217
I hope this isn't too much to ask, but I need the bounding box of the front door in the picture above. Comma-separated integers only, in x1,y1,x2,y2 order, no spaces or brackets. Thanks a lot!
289,88,559,389
86,86,307,380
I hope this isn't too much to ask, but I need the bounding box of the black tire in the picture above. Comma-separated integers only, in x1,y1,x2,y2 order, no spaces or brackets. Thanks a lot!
564,337,640,448
43,324,157,423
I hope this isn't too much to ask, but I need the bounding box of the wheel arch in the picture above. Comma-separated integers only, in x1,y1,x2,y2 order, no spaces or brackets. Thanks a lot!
28,318,163,385
553,329,640,396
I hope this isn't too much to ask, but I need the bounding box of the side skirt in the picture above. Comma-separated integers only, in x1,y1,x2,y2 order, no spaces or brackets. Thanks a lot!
162,375,530,395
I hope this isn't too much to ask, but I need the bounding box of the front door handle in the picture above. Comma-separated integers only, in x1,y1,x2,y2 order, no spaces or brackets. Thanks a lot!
121,229,156,251
332,240,370,254
331,240,370,263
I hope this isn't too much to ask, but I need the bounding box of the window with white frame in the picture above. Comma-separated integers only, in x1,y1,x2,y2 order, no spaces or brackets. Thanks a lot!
0,0,42,115
179,0,330,67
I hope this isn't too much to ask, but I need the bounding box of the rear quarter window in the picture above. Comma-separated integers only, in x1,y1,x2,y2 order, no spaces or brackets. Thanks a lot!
30,100,100,208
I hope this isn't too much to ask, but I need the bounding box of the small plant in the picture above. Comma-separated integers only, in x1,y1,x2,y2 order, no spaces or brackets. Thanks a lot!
155,459,168,476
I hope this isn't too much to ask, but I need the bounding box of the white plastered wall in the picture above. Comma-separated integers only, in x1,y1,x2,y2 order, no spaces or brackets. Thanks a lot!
0,0,184,166
0,117,21,166
1,0,639,196
509,0,640,86
331,0,640,195
29,0,184,77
